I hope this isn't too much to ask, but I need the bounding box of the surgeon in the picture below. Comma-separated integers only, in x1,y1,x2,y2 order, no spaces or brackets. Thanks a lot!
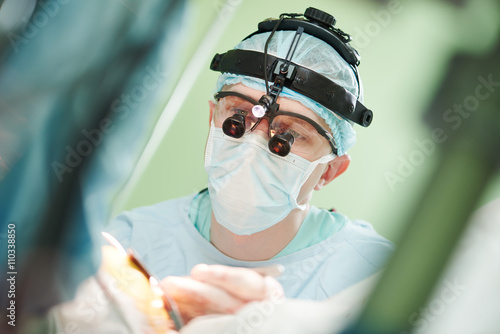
106,7,393,313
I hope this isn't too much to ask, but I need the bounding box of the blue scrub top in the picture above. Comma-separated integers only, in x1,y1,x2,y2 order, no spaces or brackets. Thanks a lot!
106,193,394,300
190,189,348,258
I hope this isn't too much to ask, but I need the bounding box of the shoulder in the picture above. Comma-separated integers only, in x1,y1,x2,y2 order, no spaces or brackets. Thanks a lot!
103,193,200,276
342,219,395,265
313,215,395,298
122,194,195,221
313,216,396,272
112,193,195,223
104,193,196,248
308,211,394,265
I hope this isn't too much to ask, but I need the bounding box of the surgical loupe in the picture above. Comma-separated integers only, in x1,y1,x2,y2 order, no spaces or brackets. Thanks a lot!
215,91,336,157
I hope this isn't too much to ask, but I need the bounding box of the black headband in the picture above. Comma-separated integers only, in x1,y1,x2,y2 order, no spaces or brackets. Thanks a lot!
210,49,373,127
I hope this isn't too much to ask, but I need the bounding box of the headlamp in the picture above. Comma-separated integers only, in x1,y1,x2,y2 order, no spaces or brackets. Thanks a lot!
252,95,273,117
251,105,266,118
210,7,373,127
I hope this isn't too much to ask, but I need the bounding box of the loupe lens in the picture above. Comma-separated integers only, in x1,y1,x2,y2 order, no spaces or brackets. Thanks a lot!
268,132,294,156
222,114,246,138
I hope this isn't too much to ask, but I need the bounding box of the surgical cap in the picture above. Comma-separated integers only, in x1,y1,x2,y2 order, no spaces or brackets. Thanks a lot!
215,30,363,156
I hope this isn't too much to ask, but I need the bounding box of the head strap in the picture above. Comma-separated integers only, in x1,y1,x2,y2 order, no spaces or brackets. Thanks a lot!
210,49,373,126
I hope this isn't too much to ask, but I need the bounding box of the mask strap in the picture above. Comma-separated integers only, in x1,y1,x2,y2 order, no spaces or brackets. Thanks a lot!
316,152,337,164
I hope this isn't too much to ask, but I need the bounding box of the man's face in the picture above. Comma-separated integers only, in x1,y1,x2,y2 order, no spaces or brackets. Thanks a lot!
207,83,349,205
212,83,333,161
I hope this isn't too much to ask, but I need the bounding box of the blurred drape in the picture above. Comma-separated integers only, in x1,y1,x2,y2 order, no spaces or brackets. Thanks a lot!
0,1,187,332
345,34,500,334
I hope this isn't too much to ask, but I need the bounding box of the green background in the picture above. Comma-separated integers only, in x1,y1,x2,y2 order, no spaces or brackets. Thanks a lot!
111,0,500,242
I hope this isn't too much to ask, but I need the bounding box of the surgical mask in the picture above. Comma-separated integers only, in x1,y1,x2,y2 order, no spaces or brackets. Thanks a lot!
204,122,335,235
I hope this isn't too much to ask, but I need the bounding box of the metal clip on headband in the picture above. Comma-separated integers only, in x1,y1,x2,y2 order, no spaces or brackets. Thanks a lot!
260,26,305,115
210,7,373,127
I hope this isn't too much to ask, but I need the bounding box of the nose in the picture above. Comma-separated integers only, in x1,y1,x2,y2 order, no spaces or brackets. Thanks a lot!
252,117,271,139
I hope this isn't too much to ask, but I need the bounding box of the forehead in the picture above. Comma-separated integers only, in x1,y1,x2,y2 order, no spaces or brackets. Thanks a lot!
222,83,331,132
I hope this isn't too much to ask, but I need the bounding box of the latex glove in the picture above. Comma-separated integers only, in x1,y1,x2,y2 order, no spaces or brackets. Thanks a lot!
160,264,284,324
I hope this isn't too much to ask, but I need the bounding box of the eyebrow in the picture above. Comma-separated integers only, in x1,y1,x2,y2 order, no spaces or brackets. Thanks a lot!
216,91,259,104
278,100,328,128
218,90,329,128
218,90,322,121
216,90,337,154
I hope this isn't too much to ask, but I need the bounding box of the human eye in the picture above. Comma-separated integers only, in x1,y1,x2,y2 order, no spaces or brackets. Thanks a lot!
272,117,307,141
228,96,255,116
229,104,259,129
230,108,248,116
218,97,250,118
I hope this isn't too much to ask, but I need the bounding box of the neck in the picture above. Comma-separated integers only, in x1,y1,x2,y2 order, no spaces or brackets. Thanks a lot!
210,204,310,261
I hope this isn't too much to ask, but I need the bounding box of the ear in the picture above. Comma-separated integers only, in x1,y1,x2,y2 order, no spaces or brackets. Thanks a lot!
208,100,216,125
314,154,351,191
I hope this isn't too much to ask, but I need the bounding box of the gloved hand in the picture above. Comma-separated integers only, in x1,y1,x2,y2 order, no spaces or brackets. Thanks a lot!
160,264,284,325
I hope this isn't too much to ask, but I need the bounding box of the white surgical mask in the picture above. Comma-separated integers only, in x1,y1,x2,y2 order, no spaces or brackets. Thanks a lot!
204,122,335,235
